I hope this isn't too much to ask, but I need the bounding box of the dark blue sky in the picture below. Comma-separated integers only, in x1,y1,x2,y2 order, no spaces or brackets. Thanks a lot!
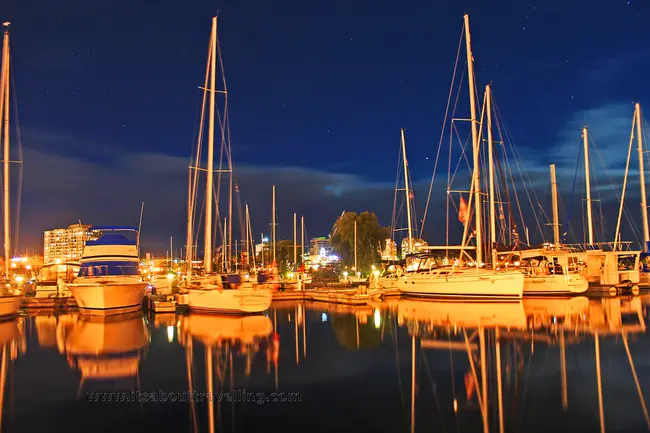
4,0,649,254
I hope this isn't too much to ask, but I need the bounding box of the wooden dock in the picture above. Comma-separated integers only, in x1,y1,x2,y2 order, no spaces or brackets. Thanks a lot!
307,289,372,306
147,293,177,313
272,290,306,301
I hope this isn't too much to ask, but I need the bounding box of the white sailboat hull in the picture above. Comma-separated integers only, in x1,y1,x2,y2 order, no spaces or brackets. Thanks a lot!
185,287,272,314
68,278,148,315
395,269,524,300
522,274,588,295
0,294,23,318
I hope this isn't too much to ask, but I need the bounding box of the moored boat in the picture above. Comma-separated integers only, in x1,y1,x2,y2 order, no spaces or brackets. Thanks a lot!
0,25,24,318
179,17,272,315
496,247,589,296
183,273,272,314
23,261,79,308
67,226,148,316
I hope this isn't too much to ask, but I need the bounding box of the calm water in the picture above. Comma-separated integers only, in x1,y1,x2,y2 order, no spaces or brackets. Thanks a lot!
1,294,649,433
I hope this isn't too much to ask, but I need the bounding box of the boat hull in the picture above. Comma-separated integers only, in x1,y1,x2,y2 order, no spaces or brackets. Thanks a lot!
0,294,23,318
522,274,589,296
67,282,148,316
185,287,272,314
397,270,524,300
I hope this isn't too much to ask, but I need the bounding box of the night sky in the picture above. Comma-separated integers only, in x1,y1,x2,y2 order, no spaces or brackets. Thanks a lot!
3,0,649,255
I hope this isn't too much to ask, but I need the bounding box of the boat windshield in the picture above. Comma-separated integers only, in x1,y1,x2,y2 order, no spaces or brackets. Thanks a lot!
405,255,442,272
79,262,140,277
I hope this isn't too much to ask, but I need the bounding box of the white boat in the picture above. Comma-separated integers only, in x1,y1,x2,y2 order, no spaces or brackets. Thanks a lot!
496,248,588,296
380,38,524,300
0,292,23,318
0,25,23,317
180,18,272,314
24,261,79,308
397,266,524,300
184,274,272,314
67,226,148,315
384,253,523,300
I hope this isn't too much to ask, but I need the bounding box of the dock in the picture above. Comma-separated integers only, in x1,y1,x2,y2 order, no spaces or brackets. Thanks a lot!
146,293,177,313
308,290,372,306
145,286,398,315
272,290,307,301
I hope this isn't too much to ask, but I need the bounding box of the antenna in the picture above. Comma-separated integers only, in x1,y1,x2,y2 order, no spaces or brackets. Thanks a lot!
137,202,144,253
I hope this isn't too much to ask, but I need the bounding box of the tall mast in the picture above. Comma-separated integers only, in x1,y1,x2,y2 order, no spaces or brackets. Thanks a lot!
223,217,227,271
400,128,413,254
186,166,193,279
293,212,297,269
0,24,10,278
486,84,496,265
354,219,358,273
245,203,250,268
636,103,649,252
0,25,10,279
583,126,594,246
301,216,304,265
228,172,233,272
203,17,217,273
464,14,482,264
550,164,561,245
272,185,276,265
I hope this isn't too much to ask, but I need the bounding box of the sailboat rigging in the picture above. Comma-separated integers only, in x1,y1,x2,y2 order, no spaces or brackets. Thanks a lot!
179,16,272,314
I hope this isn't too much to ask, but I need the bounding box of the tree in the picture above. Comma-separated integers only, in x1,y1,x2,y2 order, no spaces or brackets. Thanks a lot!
255,239,296,273
330,211,389,274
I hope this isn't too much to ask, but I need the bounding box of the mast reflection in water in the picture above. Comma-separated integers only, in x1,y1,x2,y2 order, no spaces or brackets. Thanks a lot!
2,295,649,432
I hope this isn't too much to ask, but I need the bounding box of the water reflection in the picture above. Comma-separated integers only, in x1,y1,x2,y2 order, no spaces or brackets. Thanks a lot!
55,312,149,396
10,295,650,432
180,314,274,433
400,296,649,433
0,317,25,432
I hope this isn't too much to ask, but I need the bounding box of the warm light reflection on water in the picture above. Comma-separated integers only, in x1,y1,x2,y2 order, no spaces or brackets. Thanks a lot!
2,294,649,432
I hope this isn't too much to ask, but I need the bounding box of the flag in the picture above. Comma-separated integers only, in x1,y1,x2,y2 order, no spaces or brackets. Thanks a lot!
458,195,468,224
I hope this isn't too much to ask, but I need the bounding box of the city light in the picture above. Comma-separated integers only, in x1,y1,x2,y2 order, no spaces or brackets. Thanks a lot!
321,313,328,322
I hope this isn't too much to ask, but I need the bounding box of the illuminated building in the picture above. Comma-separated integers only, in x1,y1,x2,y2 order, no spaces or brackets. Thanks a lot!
309,236,332,256
43,223,100,263
381,239,398,261
400,237,428,259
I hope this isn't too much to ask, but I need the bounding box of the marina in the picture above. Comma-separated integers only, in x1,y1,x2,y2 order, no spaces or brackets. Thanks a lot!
0,0,646,431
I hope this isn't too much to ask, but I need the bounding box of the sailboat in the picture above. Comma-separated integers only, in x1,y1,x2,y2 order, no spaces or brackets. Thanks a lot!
0,23,24,317
494,161,588,295
67,226,148,315
179,17,272,314
281,212,312,289
564,125,641,293
387,18,524,300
